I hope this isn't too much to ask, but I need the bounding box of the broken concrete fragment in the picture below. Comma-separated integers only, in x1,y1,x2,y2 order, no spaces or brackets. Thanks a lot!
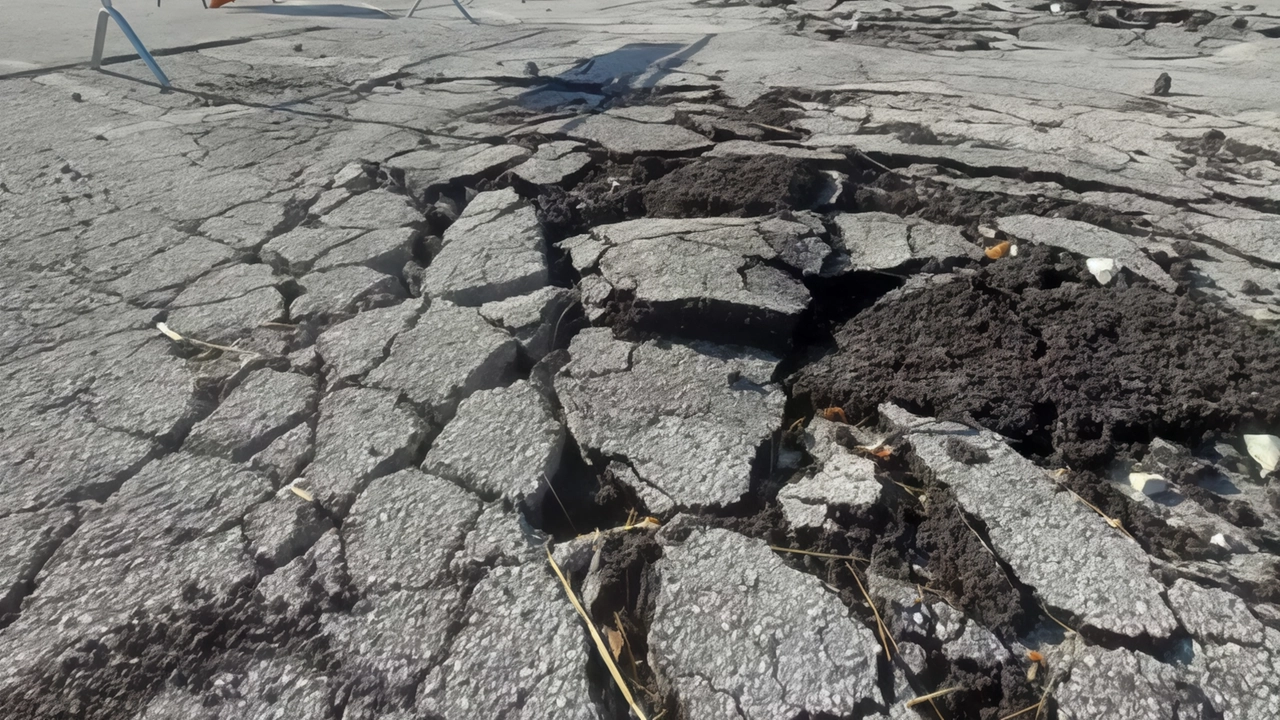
420,188,549,306
1244,434,1280,474
184,369,316,462
261,226,364,274
650,526,882,719
315,298,424,382
250,421,313,483
312,226,416,276
418,562,605,720
781,432,881,530
342,468,481,593
1086,257,1120,286
109,238,237,303
997,215,1176,292
318,189,421,230
366,301,518,423
243,489,331,569
1166,579,1263,646
512,140,592,185
1192,626,1280,720
301,387,427,516
555,329,785,508
883,404,1178,639
422,381,564,511
0,507,77,620
391,143,530,196
478,286,579,362
290,265,405,321
1128,471,1170,496
1055,644,1183,720
828,212,978,274
540,113,712,155
572,217,814,350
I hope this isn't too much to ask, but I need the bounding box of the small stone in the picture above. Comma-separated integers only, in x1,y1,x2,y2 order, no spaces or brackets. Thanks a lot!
1243,434,1280,474
1086,257,1120,285
1153,72,1172,96
1128,472,1170,496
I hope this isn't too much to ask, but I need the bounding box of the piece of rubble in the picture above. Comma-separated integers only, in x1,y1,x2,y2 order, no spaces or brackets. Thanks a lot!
1192,627,1280,720
243,489,331,569
555,329,785,508
996,215,1176,292
315,298,424,382
109,238,237,303
290,265,405,320
1086,257,1120,285
390,142,530,195
184,369,316,461
827,212,979,274
261,226,365,274
311,226,416,276
478,286,579,362
869,575,1011,669
250,422,313,483
882,404,1178,639
420,188,549,306
780,440,881,530
166,263,284,343
0,507,77,619
318,189,421,230
650,526,882,719
422,381,564,510
418,561,605,720
539,112,712,155
342,468,481,592
1128,472,1170,496
567,217,815,350
1244,434,1280,474
1166,579,1263,646
1055,644,1183,720
300,387,427,516
512,140,592,185
366,301,518,423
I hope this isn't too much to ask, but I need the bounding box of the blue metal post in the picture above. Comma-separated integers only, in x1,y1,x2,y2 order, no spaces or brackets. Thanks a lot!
94,0,171,87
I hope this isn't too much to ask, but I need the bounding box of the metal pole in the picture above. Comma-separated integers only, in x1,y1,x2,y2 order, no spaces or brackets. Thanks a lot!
406,0,476,23
96,0,172,87
90,9,111,69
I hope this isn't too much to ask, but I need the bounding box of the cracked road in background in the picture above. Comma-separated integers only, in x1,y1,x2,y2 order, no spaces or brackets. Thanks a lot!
2,0,1280,718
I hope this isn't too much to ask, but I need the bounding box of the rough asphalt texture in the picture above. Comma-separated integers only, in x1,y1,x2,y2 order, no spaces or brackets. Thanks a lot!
2,1,1280,719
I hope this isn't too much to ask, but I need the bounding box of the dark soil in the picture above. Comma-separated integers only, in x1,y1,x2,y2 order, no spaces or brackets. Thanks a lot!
643,155,824,218
790,245,1280,471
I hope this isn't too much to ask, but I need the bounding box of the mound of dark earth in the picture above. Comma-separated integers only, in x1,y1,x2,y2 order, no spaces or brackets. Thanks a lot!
791,245,1280,470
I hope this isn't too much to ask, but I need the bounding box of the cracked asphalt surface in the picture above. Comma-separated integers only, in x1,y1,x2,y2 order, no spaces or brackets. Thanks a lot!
2,0,1280,718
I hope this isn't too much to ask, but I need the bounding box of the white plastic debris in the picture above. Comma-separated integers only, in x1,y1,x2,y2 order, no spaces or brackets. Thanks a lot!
1243,434,1280,474
1128,472,1170,496
1050,2,1063,14
1009,244,1019,257
1086,257,1119,285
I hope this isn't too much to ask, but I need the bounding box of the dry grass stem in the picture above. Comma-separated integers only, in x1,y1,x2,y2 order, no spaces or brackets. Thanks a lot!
769,546,867,563
547,549,649,720
905,686,959,708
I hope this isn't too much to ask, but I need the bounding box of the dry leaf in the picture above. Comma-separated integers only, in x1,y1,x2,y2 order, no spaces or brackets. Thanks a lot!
289,485,315,502
605,626,625,659
821,407,849,423
1244,434,1280,474
156,322,184,341
985,241,1012,260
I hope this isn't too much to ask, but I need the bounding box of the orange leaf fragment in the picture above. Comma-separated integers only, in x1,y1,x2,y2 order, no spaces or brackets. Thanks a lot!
985,241,1012,260
605,626,625,659
821,407,849,423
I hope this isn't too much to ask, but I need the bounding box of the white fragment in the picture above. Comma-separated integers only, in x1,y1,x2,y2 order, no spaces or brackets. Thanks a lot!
978,225,998,239
1243,434,1280,474
1128,472,1170,496
1210,533,1230,549
1009,244,1019,257
156,322,184,341
1050,2,1063,14
1086,257,1119,285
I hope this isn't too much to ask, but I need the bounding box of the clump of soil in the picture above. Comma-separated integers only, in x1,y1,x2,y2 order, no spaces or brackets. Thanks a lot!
790,245,1280,471
643,155,824,217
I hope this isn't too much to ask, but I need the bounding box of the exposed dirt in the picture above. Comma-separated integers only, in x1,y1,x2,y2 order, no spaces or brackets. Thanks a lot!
790,245,1280,472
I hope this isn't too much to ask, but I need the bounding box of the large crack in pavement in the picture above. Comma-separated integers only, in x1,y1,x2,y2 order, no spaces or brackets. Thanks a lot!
2,2,1280,719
